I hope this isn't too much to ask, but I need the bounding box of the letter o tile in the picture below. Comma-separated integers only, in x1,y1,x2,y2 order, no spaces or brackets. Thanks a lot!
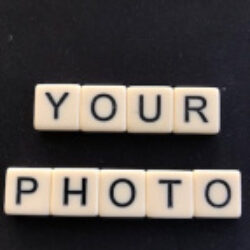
99,170,146,217
194,170,241,218
80,85,126,132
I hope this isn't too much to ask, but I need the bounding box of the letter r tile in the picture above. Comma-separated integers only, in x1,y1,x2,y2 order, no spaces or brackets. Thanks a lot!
174,87,220,134
4,168,52,215
34,84,81,131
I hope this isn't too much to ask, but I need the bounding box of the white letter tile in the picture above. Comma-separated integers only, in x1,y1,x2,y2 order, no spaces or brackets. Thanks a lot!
174,87,220,134
4,168,52,216
50,168,99,216
80,85,126,132
127,86,173,133
34,84,81,131
194,170,241,218
99,170,145,217
147,170,193,218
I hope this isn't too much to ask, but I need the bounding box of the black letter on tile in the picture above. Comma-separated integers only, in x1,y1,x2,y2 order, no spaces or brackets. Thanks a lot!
185,96,208,123
205,179,231,208
159,180,182,208
63,178,87,205
91,94,117,121
110,178,136,207
45,92,69,119
139,95,161,122
16,177,38,204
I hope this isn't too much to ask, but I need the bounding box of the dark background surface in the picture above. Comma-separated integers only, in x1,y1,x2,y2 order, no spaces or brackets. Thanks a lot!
0,0,250,249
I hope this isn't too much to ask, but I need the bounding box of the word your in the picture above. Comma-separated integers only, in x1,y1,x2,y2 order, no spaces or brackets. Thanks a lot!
33,84,220,134
4,168,241,218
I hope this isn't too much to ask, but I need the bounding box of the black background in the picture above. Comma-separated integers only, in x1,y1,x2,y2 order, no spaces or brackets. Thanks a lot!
0,0,250,249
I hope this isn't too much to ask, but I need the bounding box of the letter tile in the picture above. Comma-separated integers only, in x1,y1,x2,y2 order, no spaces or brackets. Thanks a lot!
50,168,99,216
4,168,52,215
99,170,145,217
174,87,220,134
194,170,241,218
80,85,126,132
34,84,81,131
146,170,193,218
127,86,173,133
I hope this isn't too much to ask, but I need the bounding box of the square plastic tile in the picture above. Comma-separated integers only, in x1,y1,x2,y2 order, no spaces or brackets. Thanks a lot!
50,168,99,216
194,170,241,218
147,170,193,218
4,168,52,215
174,87,220,134
80,85,126,132
99,170,145,217
127,86,173,133
34,84,81,131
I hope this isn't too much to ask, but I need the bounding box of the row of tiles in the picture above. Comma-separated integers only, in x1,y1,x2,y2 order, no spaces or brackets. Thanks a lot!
5,168,241,218
34,85,220,134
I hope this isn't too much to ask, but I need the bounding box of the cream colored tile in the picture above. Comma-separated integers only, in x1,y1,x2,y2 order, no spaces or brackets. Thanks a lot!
194,170,241,218
127,86,173,133
146,170,193,218
80,85,126,132
174,87,220,134
99,170,145,217
50,168,99,216
4,168,52,215
34,84,81,131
